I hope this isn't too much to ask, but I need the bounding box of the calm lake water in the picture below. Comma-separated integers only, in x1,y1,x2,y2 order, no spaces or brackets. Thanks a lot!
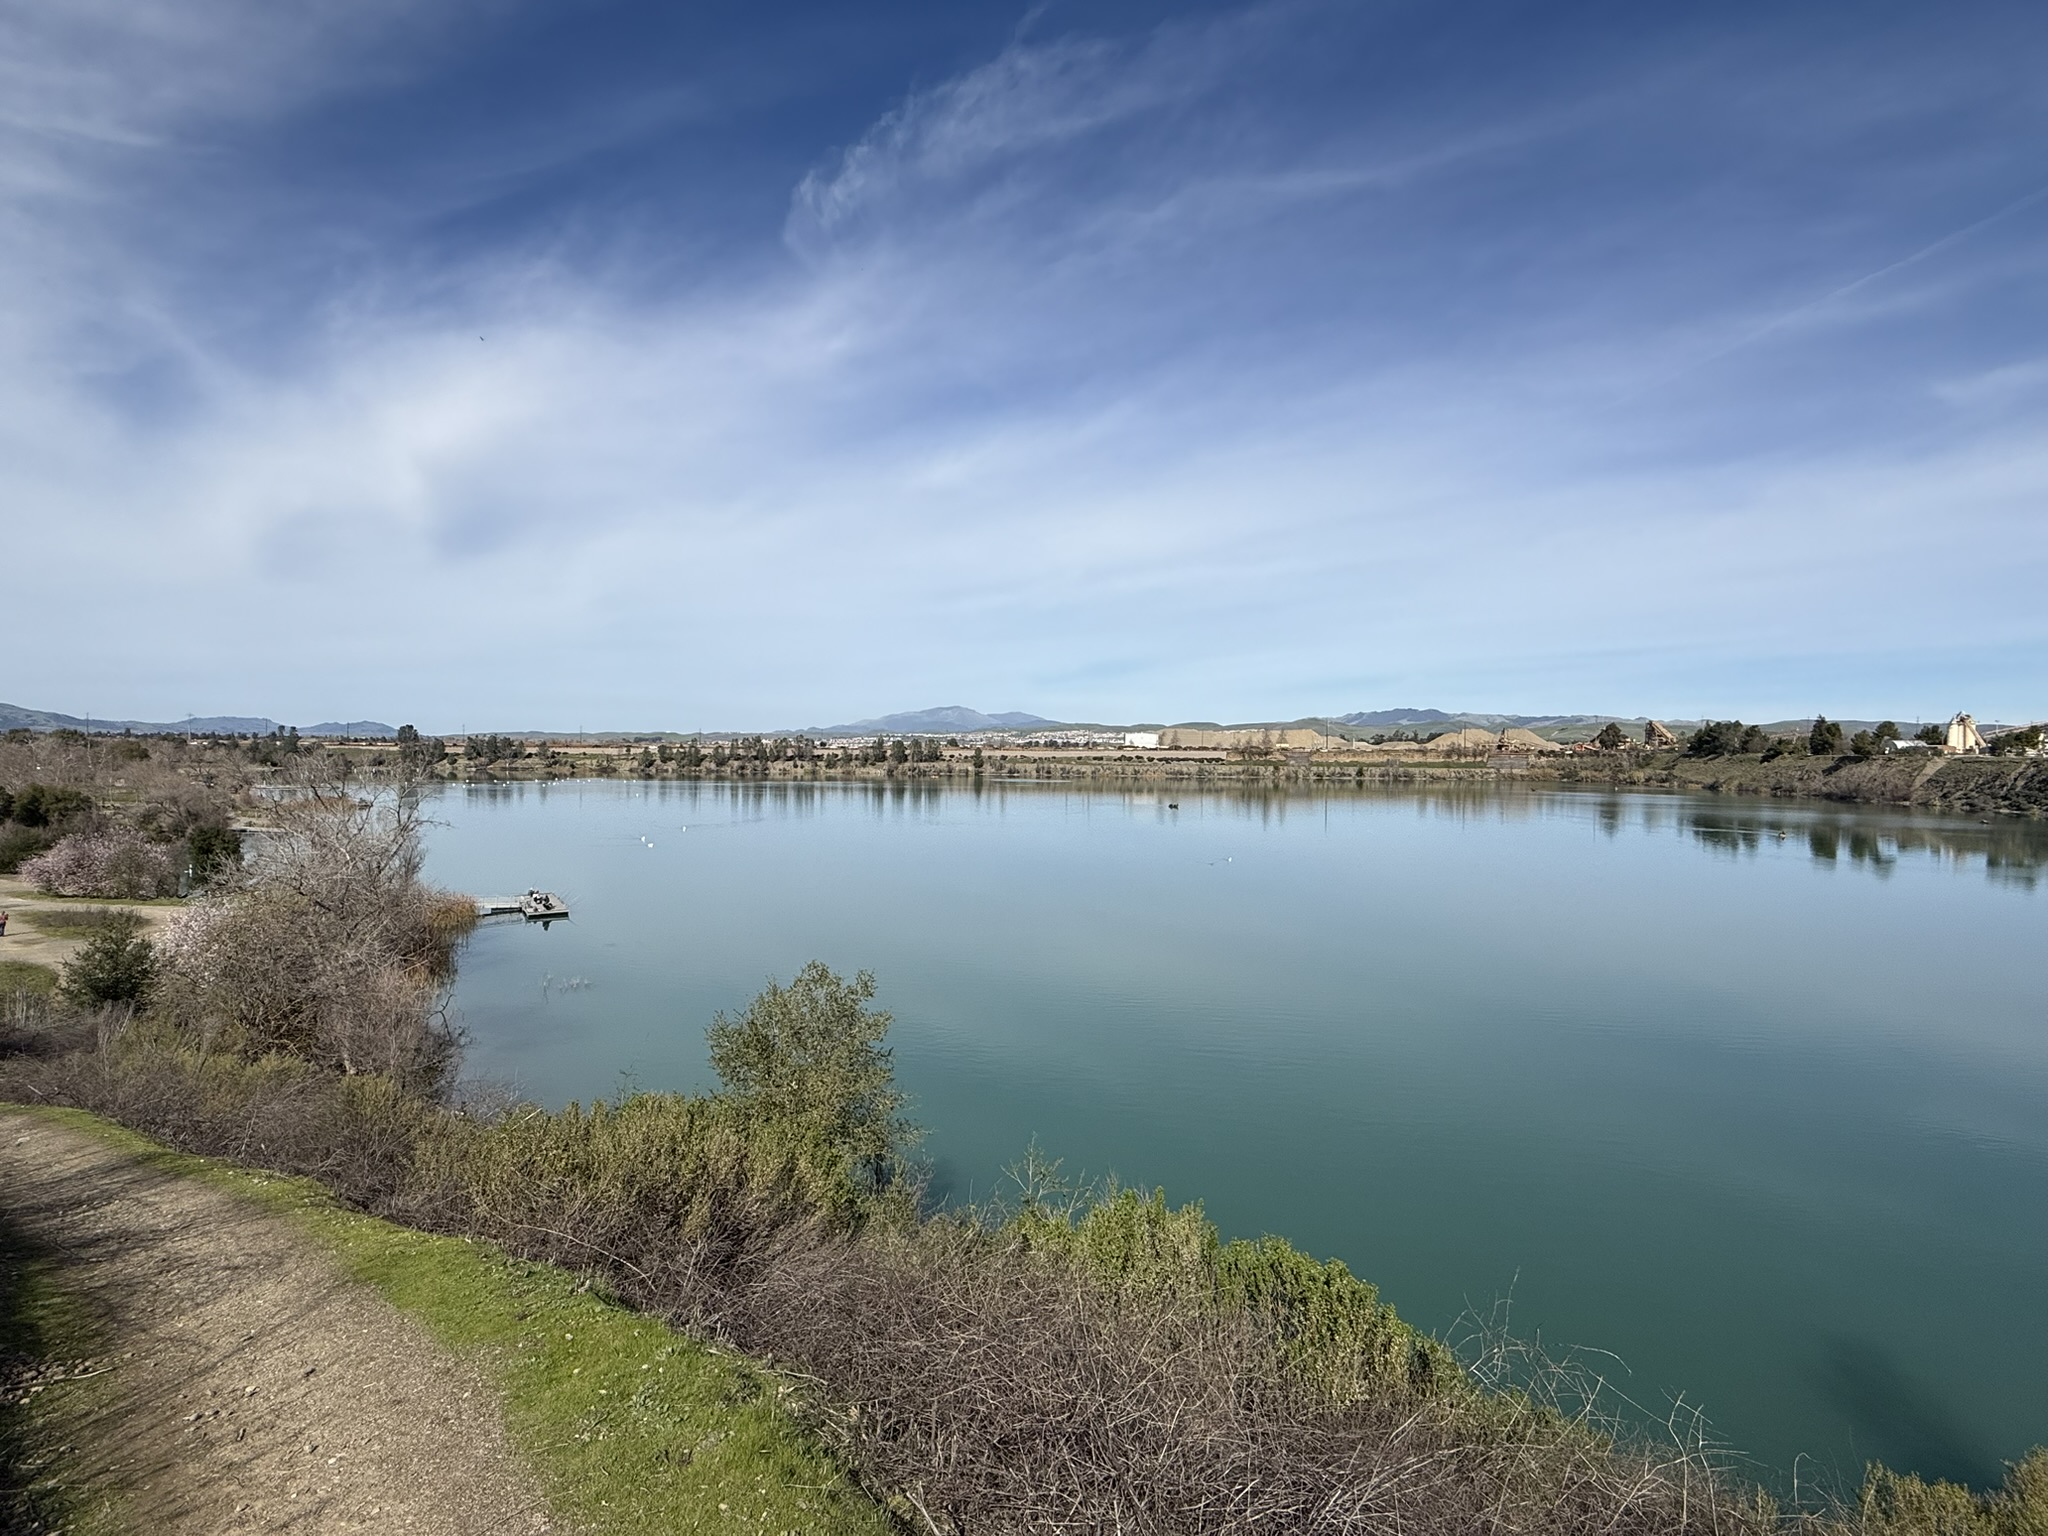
420,778,2048,1493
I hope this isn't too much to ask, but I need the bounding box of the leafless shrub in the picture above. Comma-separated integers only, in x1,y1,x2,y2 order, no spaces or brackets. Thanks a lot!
0,988,94,1061
1,1027,435,1212
150,766,470,1093
584,1216,1771,1536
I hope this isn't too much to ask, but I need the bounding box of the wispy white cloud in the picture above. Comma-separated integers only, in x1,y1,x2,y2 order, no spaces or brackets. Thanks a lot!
5,0,2047,727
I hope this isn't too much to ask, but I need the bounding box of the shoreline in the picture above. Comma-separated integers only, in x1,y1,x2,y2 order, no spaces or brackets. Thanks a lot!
435,747,2048,817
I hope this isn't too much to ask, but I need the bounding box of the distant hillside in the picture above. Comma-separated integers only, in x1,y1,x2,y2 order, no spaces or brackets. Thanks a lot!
0,701,395,737
302,721,400,739
1332,708,1639,730
801,705,1057,735
0,701,277,734
1333,708,1463,727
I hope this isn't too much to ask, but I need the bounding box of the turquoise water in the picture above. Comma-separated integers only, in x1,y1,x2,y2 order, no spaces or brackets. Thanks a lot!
421,778,2048,1493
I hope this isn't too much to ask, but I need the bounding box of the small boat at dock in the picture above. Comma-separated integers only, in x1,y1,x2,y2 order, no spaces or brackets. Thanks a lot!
520,890,569,921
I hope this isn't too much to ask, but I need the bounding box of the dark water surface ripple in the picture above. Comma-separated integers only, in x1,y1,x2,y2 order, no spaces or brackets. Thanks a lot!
421,779,2048,1492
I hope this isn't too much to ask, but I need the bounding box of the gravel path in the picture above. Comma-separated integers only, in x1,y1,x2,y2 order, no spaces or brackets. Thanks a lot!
0,1111,562,1534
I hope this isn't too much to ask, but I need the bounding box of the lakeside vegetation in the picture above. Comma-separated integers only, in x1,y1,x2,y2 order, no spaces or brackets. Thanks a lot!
434,727,2048,819
2,761,2045,1532
6,715,2045,826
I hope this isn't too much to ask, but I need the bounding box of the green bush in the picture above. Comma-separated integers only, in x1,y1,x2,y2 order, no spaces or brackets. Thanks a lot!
1991,726,2043,757
0,823,57,874
186,823,244,886
1010,1184,1457,1404
707,962,913,1194
5,784,93,830
1857,1448,2048,1535
0,783,97,873
1688,720,1750,757
59,921,155,1008
424,1089,899,1252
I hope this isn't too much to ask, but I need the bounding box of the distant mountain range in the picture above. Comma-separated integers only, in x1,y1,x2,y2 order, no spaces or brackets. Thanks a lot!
0,701,397,738
4,696,1986,744
792,705,1647,737
797,705,1056,736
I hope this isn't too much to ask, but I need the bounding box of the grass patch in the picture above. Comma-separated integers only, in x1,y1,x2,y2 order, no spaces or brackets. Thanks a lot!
17,1108,892,1536
15,908,144,941
0,1211,125,1536
0,961,59,1000
3,895,186,910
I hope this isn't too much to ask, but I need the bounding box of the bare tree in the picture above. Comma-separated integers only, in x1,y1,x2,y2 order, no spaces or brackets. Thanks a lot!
154,759,471,1092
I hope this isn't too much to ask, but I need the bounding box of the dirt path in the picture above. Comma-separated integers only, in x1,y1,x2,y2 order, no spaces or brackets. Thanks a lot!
0,1112,562,1534
0,876,181,973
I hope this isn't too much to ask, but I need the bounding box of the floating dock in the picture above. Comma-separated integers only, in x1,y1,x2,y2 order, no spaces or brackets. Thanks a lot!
475,890,570,920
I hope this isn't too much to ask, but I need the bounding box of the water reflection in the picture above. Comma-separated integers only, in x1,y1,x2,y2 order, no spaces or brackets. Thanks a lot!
1817,1335,1996,1489
1671,800,2045,885
451,778,2048,888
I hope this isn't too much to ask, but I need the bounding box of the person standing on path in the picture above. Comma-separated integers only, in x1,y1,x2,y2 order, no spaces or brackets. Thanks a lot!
0,909,9,936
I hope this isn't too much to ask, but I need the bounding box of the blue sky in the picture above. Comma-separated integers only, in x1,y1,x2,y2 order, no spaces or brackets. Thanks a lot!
7,0,2046,729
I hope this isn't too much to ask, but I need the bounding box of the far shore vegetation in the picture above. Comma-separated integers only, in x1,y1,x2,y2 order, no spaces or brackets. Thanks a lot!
5,713,2045,828
2,743,2044,1533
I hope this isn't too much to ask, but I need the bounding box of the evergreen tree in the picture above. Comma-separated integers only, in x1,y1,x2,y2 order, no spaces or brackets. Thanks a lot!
61,921,155,1007
1687,721,1748,757
187,823,244,886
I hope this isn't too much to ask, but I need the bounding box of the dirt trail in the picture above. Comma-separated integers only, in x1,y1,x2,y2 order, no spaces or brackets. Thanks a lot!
0,1112,562,1534
0,876,181,972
